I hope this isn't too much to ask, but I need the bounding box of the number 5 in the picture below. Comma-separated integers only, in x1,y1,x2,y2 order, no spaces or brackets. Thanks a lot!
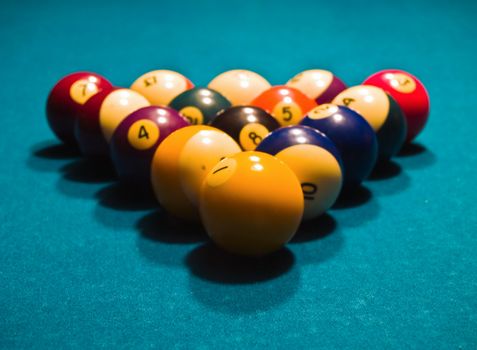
282,106,293,121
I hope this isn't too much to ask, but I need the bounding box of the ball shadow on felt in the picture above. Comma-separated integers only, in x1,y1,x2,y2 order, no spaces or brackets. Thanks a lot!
27,140,81,173
366,159,411,196
333,185,372,209
331,185,380,228
368,159,402,180
185,243,295,284
95,182,158,212
92,182,159,230
135,209,207,267
186,244,299,314
55,156,116,199
291,213,344,265
32,140,81,159
60,156,116,183
291,213,337,243
396,142,437,170
137,209,206,244
399,142,427,156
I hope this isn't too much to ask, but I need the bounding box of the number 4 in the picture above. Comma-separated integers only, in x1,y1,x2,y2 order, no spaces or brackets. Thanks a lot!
138,125,149,139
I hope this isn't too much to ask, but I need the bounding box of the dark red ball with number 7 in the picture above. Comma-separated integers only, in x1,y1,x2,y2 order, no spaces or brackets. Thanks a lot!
46,72,113,146
110,106,190,191
251,86,317,126
210,106,280,151
363,69,430,142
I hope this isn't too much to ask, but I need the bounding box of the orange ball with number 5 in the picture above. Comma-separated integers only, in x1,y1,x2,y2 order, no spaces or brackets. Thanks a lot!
251,86,317,126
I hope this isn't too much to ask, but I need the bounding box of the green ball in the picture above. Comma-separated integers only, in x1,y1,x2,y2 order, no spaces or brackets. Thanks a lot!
169,87,231,125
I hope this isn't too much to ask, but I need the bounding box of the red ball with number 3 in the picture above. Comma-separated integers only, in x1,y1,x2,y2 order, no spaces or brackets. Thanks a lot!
251,86,317,126
363,69,430,142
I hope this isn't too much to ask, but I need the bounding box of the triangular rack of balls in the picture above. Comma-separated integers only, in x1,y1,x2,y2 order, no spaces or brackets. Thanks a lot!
46,69,430,256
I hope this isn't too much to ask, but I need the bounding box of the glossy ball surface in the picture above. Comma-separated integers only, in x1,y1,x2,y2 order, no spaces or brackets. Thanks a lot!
169,87,231,125
75,88,150,157
208,70,271,106
300,104,378,188
200,151,304,256
130,70,194,105
211,106,280,151
256,126,342,220
46,72,113,145
363,69,430,142
151,126,241,221
286,69,347,104
110,106,190,190
251,86,317,126
332,85,406,160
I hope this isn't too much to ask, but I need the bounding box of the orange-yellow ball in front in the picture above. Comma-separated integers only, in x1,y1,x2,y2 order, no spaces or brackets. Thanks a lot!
199,151,304,256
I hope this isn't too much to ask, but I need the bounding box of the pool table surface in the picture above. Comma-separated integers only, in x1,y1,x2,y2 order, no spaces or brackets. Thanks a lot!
1,0,477,348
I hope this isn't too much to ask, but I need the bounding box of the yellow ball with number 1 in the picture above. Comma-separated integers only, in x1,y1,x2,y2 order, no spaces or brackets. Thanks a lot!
200,151,304,256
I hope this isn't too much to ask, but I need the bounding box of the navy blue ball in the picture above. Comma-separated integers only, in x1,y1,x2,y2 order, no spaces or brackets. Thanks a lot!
300,104,378,188
256,125,342,163
256,125,343,219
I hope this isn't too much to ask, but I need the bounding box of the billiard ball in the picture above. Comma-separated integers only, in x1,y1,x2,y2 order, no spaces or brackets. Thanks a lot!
151,126,241,221
363,69,430,142
286,69,347,104
208,69,271,106
75,88,150,157
130,70,194,105
332,85,407,160
251,86,317,126
110,106,190,190
168,87,231,125
300,104,378,188
256,126,342,220
46,72,113,146
200,151,304,256
210,106,280,151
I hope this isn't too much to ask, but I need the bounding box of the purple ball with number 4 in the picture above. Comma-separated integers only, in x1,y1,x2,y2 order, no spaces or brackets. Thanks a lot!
110,106,190,190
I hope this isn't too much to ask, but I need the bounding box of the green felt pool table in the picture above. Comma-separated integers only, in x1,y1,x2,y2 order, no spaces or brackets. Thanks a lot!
2,0,477,348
